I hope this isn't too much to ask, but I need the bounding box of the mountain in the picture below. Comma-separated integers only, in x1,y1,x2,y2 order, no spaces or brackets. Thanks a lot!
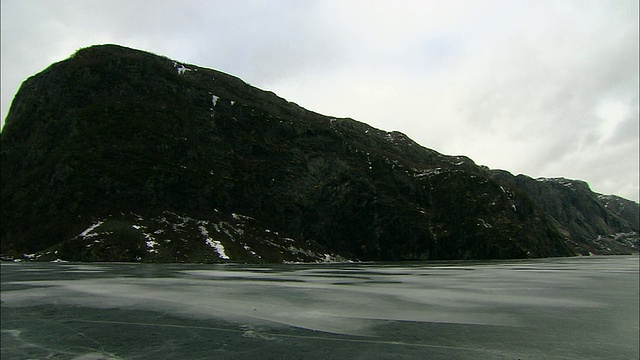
490,171,639,255
1,44,637,263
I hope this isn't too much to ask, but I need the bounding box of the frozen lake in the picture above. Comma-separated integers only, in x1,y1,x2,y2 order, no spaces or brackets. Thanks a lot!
1,256,638,359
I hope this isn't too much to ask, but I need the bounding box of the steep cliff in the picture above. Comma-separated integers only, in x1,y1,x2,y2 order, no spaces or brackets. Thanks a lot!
490,171,638,254
1,44,634,263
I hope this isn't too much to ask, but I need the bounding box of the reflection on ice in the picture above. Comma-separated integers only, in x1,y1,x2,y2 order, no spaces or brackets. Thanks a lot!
1,256,638,359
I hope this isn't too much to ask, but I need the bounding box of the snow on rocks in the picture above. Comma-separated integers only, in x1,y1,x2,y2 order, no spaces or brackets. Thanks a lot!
199,223,230,259
79,221,104,238
206,239,229,259
384,131,410,146
60,210,343,263
146,240,159,254
478,219,492,228
232,213,254,221
413,168,442,178
243,244,260,258
173,62,192,75
132,224,156,243
212,220,244,241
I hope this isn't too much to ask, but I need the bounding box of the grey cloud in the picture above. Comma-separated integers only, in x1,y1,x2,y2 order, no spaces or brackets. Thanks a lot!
433,6,639,200
607,108,640,146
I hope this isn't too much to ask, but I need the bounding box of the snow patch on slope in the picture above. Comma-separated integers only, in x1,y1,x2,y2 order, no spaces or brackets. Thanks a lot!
173,62,192,75
199,223,230,259
79,221,104,238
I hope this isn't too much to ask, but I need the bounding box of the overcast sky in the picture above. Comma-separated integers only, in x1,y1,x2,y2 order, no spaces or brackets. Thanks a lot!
1,0,638,201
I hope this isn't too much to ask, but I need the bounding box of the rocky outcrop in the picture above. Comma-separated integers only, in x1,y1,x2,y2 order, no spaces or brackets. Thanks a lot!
490,171,639,255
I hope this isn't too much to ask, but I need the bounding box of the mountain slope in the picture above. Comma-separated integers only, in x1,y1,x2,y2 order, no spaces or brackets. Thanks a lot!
1,44,635,262
490,171,639,255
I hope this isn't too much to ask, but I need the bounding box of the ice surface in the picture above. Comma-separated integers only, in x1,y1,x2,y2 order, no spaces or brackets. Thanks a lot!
1,256,638,359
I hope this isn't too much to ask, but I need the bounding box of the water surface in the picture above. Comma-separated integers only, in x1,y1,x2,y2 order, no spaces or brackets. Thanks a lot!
1,256,638,359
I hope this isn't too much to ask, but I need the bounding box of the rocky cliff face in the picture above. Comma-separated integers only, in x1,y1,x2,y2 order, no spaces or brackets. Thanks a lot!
490,171,639,255
1,44,636,263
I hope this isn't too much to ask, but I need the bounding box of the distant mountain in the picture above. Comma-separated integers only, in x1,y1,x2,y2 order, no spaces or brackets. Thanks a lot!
490,171,638,255
1,44,637,263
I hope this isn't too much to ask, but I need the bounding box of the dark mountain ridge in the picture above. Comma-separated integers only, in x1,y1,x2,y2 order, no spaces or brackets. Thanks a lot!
490,171,639,254
1,44,637,262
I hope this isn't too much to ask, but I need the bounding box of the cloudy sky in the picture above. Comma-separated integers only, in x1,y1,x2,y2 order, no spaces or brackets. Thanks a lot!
2,0,638,201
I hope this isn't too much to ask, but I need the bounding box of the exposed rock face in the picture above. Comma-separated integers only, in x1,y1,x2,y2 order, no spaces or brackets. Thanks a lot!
490,171,639,255
0,44,636,262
